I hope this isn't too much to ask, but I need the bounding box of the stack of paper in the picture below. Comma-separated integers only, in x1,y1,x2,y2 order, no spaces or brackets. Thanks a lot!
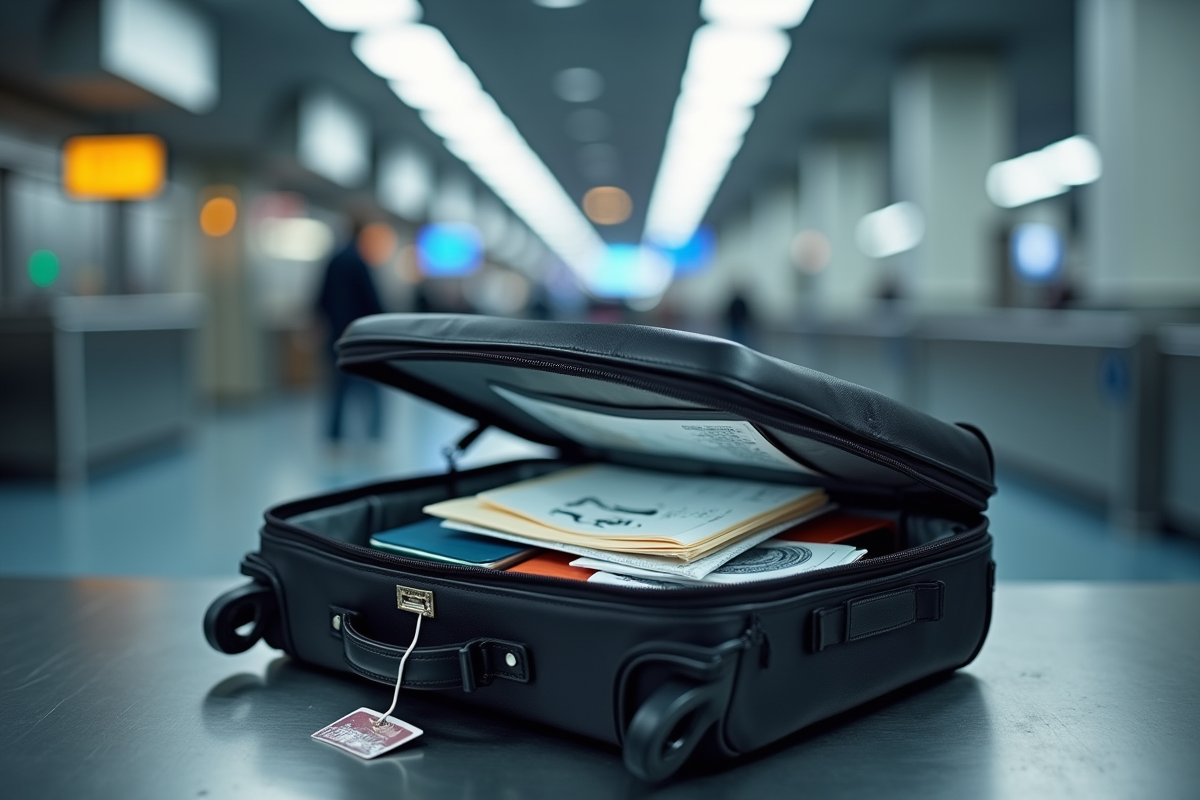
581,539,866,589
423,464,829,565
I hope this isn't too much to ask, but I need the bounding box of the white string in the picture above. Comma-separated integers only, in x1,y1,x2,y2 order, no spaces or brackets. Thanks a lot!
374,612,423,727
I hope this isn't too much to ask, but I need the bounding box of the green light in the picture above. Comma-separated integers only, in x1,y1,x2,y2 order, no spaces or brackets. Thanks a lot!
28,250,60,288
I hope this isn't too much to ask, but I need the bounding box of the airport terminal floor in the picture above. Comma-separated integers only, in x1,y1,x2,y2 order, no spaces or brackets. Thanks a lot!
2,390,1199,581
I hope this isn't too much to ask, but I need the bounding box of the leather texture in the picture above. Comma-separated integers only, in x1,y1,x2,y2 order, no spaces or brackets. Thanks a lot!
338,314,996,510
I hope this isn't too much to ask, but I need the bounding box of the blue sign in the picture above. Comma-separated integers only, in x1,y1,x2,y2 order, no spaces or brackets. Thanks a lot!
653,227,714,276
417,223,483,277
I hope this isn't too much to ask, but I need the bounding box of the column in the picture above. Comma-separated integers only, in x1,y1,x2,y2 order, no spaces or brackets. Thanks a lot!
798,136,887,315
1079,0,1200,304
892,52,1011,310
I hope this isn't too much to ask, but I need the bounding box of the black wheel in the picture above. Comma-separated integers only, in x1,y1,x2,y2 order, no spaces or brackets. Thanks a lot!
204,582,275,654
622,677,723,782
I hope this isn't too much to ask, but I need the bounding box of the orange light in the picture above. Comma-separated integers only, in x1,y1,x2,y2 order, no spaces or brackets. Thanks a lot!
200,196,238,237
357,222,399,267
582,186,632,225
62,134,166,200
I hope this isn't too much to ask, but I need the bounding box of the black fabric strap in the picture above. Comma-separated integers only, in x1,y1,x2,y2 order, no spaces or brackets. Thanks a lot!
813,581,944,652
340,614,530,692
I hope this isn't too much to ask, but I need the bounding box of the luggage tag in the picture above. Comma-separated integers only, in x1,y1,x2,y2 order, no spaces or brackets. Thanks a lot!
312,611,425,759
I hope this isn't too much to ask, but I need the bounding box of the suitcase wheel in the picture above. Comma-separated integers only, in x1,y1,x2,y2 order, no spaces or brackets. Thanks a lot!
623,677,726,782
204,581,276,654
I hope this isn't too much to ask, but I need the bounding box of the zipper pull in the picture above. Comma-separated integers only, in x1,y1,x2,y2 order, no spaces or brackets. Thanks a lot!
745,614,771,669
442,422,489,474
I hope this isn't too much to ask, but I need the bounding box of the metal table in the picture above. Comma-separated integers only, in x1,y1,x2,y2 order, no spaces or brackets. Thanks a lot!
1,578,1197,799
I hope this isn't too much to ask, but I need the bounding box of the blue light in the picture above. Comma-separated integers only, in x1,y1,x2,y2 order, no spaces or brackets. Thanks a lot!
1011,223,1063,282
587,244,673,299
653,226,714,276
417,223,482,277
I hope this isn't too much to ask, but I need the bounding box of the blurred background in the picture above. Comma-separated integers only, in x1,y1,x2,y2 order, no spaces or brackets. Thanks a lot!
1,0,1198,580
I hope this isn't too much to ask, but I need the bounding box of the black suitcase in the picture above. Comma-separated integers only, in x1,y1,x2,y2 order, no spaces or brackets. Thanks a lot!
204,313,996,781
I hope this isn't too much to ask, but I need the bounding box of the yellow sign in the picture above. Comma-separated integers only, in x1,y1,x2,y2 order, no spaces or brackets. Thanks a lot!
62,134,166,200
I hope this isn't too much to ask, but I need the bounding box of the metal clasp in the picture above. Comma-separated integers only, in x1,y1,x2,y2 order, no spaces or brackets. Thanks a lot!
396,585,435,618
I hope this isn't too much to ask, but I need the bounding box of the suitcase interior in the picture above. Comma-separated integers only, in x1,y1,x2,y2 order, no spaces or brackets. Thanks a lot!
284,458,971,562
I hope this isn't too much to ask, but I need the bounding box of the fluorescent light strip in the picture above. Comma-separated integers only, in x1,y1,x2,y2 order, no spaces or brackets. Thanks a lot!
351,22,605,278
643,1,813,248
297,0,422,32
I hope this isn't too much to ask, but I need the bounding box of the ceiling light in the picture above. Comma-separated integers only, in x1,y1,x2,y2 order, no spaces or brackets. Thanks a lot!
352,25,462,82
686,26,792,82
388,70,480,111
532,0,587,8
582,186,632,225
643,20,798,249
986,154,1066,209
681,73,771,108
102,0,218,113
378,143,432,220
985,135,1102,209
554,67,604,103
296,90,370,187
298,0,422,31
855,202,925,259
1042,135,1102,186
700,0,814,29
355,23,607,278
258,217,335,261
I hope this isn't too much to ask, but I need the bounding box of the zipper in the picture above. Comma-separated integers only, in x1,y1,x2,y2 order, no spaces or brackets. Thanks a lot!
340,345,993,510
264,495,989,605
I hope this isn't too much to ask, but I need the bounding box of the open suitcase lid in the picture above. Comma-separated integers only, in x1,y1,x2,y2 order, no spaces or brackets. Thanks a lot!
337,313,996,513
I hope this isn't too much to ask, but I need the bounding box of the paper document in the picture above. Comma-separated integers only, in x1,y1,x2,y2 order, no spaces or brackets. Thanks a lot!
493,386,814,473
477,464,820,546
577,540,865,587
443,503,833,581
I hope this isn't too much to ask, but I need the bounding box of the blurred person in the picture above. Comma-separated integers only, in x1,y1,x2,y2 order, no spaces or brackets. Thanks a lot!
315,222,385,449
726,290,753,345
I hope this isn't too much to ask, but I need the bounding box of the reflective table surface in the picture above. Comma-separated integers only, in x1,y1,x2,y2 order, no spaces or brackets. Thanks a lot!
1,578,1197,799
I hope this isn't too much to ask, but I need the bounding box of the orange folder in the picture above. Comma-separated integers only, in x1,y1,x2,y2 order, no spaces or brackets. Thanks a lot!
775,513,897,556
507,551,597,582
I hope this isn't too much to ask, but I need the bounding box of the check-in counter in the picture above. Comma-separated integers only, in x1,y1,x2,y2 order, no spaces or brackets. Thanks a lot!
760,315,916,403
764,310,1168,531
0,293,203,481
1160,324,1200,536
914,311,1157,528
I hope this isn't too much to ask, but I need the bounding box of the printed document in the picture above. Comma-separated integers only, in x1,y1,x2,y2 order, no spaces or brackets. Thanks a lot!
492,386,813,473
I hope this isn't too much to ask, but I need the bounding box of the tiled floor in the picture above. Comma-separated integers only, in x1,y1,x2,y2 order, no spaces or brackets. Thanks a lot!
2,391,1199,580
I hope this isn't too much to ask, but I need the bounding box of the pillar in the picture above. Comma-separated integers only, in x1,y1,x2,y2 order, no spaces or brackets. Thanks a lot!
892,52,1011,310
798,136,887,315
1079,0,1200,305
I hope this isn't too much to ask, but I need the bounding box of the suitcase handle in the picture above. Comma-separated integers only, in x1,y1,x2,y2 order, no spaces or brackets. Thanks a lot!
812,581,945,651
339,612,531,693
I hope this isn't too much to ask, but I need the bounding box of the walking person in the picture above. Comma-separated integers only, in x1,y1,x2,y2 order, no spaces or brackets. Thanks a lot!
315,222,385,450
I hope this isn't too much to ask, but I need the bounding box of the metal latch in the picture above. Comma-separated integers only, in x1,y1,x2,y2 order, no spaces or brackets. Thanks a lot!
396,585,435,618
